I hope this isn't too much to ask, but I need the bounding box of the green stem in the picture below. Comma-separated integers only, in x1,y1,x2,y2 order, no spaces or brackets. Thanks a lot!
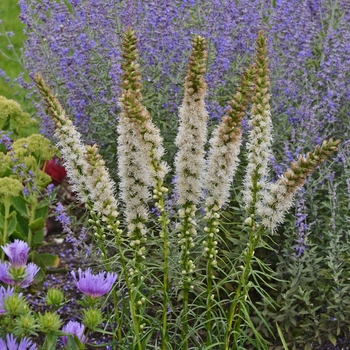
158,187,169,350
182,282,189,350
179,212,193,350
203,208,220,346
224,226,262,350
206,259,213,346
96,231,123,345
117,239,142,350
1,196,11,261
112,288,123,346
27,199,38,248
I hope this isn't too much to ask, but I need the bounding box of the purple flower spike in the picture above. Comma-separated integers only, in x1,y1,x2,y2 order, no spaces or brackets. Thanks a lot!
2,240,30,268
71,268,117,297
0,333,37,350
61,321,87,346
0,286,15,314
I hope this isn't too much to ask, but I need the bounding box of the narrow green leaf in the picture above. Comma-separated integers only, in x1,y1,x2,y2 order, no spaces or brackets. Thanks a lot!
276,322,289,350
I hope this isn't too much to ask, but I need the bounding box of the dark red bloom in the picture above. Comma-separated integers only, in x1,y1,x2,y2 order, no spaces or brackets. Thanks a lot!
44,158,67,185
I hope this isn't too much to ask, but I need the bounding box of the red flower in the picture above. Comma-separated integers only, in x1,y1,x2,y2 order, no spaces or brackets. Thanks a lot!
44,158,67,185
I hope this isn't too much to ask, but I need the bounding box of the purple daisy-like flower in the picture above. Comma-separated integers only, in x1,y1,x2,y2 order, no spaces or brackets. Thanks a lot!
71,268,117,297
0,262,39,288
0,333,37,350
61,321,87,346
0,286,15,314
2,240,30,268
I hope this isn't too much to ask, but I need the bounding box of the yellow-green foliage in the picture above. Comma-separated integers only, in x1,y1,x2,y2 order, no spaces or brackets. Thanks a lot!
12,134,57,161
0,152,11,175
0,95,36,135
0,177,23,197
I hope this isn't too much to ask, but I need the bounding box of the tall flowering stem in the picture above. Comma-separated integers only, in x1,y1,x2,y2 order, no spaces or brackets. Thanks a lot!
35,74,124,343
174,35,208,349
243,31,273,216
203,65,255,345
257,138,341,231
225,31,272,349
118,28,169,349
35,74,121,261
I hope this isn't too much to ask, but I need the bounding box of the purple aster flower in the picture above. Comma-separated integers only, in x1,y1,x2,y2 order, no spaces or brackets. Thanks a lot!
71,268,117,297
0,286,15,313
61,321,87,346
0,262,39,288
2,240,30,268
0,334,37,350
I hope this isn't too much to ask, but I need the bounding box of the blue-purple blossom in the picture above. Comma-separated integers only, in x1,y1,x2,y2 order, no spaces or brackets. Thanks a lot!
71,268,117,298
0,334,36,350
0,262,39,288
61,321,87,346
55,202,71,227
0,132,13,151
293,191,308,257
2,240,30,268
0,286,15,314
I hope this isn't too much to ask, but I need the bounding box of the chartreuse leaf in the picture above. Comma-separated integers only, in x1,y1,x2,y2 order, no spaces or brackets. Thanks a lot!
31,250,60,269
29,217,45,232
33,230,44,246
6,213,17,238
39,253,60,268
11,195,30,217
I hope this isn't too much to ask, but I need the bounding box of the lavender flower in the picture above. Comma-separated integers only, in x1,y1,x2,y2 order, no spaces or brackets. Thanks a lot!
2,240,30,268
0,262,39,288
0,286,15,313
0,334,36,350
71,268,117,298
0,240,39,288
61,321,87,346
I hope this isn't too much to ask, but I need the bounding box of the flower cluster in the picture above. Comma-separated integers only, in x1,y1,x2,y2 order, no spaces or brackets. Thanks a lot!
71,268,117,298
34,74,119,224
0,240,39,288
257,138,341,230
173,37,208,308
243,31,273,214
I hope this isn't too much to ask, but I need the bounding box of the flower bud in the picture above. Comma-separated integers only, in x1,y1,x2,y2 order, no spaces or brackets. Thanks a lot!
37,311,62,333
46,288,65,307
83,308,103,331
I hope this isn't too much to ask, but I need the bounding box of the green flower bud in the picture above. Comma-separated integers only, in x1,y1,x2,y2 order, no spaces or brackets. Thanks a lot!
83,308,103,331
3,294,29,315
46,288,65,307
37,312,62,333
14,313,38,337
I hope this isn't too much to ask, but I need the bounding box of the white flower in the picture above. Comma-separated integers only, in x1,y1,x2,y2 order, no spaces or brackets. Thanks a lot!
175,92,208,205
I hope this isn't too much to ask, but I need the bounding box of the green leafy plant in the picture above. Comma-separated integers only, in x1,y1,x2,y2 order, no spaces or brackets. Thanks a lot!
32,29,340,349
0,96,60,280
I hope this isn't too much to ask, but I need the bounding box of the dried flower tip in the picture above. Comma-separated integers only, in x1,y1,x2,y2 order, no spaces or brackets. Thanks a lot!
185,36,207,95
